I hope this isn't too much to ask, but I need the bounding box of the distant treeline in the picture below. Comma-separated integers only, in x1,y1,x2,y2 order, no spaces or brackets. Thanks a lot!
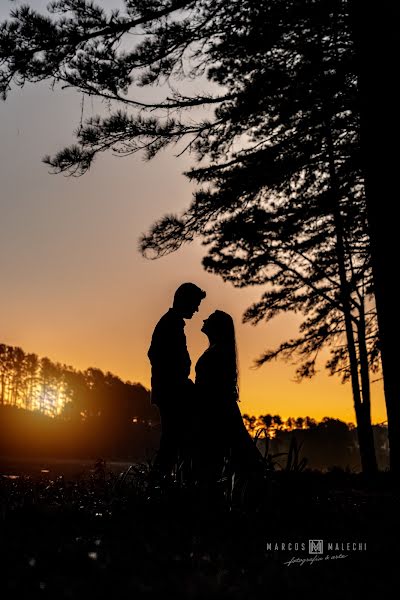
0,342,159,460
0,342,157,421
243,414,389,471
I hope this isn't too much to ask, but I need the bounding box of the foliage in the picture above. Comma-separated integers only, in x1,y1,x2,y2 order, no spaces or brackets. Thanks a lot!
0,460,398,597
247,414,388,472
0,342,154,421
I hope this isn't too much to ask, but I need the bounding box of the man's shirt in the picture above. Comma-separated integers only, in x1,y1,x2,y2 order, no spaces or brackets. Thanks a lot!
148,308,191,406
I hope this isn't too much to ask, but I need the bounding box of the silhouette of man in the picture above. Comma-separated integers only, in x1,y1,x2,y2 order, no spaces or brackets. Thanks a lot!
148,283,206,475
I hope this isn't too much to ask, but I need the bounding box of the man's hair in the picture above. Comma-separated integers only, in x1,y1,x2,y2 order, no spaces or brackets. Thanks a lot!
173,282,206,306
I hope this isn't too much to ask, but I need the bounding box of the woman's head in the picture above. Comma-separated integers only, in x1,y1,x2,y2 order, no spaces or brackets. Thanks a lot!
201,310,235,345
201,310,239,399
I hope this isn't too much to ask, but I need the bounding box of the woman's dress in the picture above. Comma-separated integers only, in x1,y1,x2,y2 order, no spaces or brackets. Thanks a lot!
194,345,262,479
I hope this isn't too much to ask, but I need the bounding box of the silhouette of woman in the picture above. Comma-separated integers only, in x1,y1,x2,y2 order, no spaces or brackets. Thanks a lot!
194,310,262,480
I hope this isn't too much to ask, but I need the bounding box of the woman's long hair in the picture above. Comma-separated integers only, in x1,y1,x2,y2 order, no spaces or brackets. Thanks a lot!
211,310,239,401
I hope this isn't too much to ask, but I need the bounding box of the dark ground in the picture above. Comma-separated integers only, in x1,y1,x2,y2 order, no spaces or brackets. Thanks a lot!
0,458,398,598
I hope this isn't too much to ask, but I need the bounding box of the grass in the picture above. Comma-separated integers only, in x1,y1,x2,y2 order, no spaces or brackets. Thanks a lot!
1,460,399,598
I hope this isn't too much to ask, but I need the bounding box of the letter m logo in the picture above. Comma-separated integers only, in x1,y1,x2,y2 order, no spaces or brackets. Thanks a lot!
309,540,323,554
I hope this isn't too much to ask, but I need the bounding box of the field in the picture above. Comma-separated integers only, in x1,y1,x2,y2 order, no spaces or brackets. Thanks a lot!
1,458,398,598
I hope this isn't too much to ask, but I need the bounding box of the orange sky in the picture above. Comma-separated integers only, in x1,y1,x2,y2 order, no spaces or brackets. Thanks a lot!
0,2,387,424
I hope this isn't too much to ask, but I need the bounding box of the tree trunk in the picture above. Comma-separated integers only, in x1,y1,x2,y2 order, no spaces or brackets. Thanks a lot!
0,374,4,405
326,125,376,474
351,1,400,472
357,299,378,473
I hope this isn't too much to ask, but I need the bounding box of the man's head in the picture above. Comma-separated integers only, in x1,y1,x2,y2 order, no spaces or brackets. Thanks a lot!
173,283,206,319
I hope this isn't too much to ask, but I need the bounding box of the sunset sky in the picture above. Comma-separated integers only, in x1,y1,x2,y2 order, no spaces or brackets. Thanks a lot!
0,0,387,424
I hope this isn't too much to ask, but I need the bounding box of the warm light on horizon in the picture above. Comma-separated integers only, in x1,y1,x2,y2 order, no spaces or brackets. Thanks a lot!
0,338,387,426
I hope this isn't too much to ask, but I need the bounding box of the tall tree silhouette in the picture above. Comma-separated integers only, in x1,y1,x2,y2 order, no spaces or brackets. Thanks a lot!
350,1,399,472
21,353,40,411
0,0,394,468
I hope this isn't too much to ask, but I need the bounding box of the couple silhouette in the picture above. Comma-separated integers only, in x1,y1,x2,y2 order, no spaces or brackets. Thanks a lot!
148,282,261,481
